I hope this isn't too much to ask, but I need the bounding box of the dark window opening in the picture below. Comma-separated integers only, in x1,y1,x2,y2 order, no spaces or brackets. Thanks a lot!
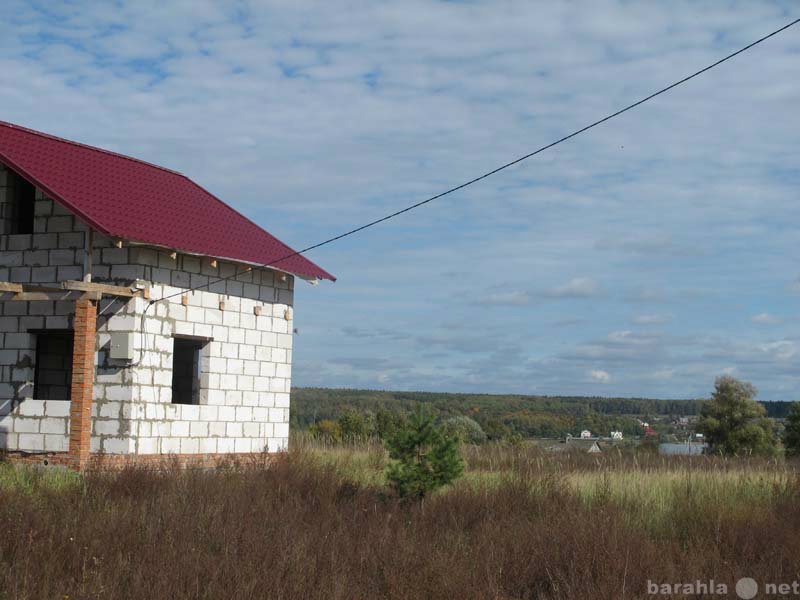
172,338,205,405
8,171,35,234
33,332,74,401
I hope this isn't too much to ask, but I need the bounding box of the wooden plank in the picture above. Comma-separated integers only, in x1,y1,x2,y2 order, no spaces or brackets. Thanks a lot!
0,282,23,293
61,280,139,297
7,290,101,301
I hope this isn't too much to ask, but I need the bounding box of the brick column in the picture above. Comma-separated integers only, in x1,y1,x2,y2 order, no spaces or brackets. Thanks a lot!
68,298,97,470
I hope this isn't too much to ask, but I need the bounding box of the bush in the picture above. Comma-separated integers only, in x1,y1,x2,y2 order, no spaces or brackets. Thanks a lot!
441,415,487,444
308,419,342,443
337,409,372,442
375,408,407,441
384,406,464,499
784,402,800,457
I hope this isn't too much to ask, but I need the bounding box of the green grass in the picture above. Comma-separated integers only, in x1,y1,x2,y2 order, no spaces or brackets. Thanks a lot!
0,461,83,495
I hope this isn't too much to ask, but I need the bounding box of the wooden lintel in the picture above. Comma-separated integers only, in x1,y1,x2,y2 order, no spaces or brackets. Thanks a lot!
5,290,101,302
0,282,23,293
61,280,140,298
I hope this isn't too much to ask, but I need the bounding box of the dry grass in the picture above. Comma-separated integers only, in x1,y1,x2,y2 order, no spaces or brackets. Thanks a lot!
1,443,799,599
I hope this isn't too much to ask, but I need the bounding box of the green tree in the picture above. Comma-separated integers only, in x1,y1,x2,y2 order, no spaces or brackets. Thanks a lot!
384,406,464,499
375,408,407,441
441,415,487,444
783,402,800,457
337,409,372,442
308,419,342,443
697,376,777,457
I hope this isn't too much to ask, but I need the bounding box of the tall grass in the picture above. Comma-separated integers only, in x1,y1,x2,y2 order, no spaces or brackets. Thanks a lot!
1,444,799,599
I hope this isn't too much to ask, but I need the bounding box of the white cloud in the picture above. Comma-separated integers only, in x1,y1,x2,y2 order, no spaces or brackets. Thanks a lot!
1,1,798,398
589,369,611,383
542,278,599,299
633,313,673,325
751,312,782,325
478,291,530,306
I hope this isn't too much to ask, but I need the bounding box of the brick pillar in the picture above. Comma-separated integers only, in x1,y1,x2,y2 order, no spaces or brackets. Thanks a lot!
68,298,97,470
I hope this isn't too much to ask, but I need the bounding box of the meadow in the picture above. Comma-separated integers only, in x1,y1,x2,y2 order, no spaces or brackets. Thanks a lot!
1,441,799,599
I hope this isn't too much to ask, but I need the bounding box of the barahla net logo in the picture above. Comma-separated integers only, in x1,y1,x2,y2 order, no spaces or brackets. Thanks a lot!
647,577,800,598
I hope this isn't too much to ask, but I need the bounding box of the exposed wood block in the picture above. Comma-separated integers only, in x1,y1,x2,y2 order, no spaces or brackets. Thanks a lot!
170,251,177,260
254,305,262,316
210,259,218,268
114,239,123,248
181,294,188,306
219,300,225,311
62,280,138,298
0,282,23,293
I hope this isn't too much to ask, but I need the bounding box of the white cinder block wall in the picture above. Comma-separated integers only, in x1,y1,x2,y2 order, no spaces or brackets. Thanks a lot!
0,163,295,455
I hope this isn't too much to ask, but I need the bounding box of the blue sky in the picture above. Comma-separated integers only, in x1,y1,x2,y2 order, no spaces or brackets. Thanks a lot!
2,1,799,399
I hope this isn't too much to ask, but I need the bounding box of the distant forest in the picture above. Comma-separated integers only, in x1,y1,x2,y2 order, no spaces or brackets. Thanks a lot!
291,387,794,440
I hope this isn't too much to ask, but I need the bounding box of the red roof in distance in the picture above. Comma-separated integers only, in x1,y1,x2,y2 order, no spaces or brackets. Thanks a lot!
0,120,335,282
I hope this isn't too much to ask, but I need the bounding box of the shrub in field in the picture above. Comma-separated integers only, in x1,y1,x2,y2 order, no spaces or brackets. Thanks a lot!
784,402,800,457
375,408,407,441
337,409,373,442
308,419,342,443
441,415,487,444
384,406,464,499
698,376,778,456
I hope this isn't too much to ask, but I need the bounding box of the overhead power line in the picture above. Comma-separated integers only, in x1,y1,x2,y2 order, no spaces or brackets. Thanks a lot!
157,17,799,304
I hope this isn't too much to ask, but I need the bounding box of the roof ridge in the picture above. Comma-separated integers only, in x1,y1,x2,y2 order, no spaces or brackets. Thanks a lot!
0,119,184,177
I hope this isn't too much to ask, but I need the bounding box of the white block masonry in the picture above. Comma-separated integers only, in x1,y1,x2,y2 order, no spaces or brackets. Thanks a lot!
0,163,295,455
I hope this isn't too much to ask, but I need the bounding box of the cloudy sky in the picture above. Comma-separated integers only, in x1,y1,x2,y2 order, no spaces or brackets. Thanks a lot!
2,1,798,399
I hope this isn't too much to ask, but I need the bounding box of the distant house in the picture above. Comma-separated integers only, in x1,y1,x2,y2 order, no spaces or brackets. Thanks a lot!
565,438,603,453
580,429,592,439
610,430,623,440
0,121,335,470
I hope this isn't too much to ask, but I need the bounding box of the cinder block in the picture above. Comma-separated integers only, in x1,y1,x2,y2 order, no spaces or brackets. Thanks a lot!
267,437,287,453
17,400,45,417
101,247,129,264
94,420,120,436
218,406,236,421
18,433,45,451
198,438,218,453
102,437,130,454
22,250,49,267
56,266,83,281
46,216,73,233
0,251,23,267
180,438,199,453
161,438,181,453
40,417,67,434
44,434,68,452
243,422,260,437
98,401,122,418
49,249,75,266
217,437,235,453
190,421,209,437
171,421,190,437
137,437,159,454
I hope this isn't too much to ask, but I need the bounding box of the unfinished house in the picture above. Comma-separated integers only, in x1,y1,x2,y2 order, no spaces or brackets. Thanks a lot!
0,121,335,469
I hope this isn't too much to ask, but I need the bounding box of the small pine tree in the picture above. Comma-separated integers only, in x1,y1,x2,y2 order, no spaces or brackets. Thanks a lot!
783,402,800,457
384,406,464,499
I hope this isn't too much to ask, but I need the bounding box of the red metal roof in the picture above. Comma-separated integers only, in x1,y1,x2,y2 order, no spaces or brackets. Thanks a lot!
0,120,335,281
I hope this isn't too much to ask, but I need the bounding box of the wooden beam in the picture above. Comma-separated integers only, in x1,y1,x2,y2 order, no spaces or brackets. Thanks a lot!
61,280,139,298
7,291,101,301
0,282,23,293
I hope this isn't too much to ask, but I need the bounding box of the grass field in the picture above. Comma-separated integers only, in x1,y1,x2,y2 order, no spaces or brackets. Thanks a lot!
1,441,799,599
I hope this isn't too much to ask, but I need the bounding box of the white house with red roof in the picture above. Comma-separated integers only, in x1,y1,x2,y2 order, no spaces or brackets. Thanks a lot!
0,121,334,469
